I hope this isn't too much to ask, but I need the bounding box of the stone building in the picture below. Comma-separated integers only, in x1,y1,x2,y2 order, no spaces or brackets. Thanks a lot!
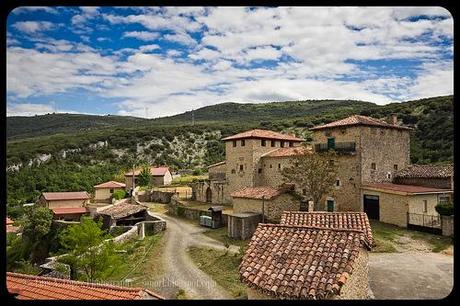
239,211,373,300
125,166,173,189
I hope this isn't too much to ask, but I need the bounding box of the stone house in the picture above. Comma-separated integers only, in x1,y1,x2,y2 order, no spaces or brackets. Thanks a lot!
239,211,373,300
125,166,172,189
94,181,126,203
38,192,91,221
96,202,148,228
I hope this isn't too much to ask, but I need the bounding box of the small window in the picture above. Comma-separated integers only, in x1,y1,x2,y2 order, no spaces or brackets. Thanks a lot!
261,139,266,146
302,188,307,195
371,163,376,170
335,179,341,187
329,160,335,166
241,139,245,146
280,141,285,148
278,163,281,169
271,140,276,147
239,165,244,172
289,141,293,147
270,164,273,168
110,189,114,193
231,169,236,174
341,129,346,134
325,130,331,137
233,140,237,147
439,196,449,205
423,200,428,213
258,168,262,174
387,172,391,179
394,164,398,171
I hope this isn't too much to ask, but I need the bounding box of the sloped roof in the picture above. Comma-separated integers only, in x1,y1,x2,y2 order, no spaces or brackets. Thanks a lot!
395,164,453,179
362,183,452,195
222,129,304,141
309,115,411,131
42,192,90,201
94,181,126,189
207,161,226,169
239,224,371,300
280,211,373,246
52,207,89,215
261,146,312,158
6,272,164,300
98,203,146,219
231,185,294,200
125,166,170,177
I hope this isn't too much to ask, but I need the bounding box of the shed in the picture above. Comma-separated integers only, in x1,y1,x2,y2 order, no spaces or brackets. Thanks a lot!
97,203,148,228
208,206,224,229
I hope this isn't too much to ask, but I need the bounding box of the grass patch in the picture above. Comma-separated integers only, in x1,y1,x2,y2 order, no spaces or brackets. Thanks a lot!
370,220,452,253
188,246,248,299
144,203,169,214
202,226,250,249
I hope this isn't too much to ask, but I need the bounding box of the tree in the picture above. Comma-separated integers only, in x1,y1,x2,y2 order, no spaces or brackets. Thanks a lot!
137,165,151,187
112,189,126,200
281,147,337,211
59,217,120,282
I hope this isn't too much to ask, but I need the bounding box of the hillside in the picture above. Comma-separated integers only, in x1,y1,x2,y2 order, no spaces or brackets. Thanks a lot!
6,95,453,217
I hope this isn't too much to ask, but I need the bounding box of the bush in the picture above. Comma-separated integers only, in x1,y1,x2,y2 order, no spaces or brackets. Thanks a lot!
112,189,126,200
435,202,454,216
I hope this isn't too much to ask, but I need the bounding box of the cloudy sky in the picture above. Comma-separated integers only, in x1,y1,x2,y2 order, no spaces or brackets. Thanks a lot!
7,6,453,118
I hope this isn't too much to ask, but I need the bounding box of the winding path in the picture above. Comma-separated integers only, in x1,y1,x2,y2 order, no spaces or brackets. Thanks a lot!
149,211,237,299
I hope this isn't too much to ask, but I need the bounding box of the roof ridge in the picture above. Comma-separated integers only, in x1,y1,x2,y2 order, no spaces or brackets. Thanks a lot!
258,222,368,233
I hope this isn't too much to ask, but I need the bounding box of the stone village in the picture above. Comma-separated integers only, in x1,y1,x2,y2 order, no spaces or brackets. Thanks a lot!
6,114,454,300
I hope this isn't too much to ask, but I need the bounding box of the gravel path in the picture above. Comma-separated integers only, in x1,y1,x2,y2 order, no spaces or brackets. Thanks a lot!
369,252,453,299
148,212,236,299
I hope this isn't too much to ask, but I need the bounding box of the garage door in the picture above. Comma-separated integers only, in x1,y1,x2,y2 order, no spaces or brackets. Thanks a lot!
363,194,380,220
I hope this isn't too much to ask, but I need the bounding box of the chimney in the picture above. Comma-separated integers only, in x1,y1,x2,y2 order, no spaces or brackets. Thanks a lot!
391,114,398,125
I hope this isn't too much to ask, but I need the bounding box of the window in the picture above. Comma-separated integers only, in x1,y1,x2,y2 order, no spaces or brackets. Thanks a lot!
329,160,335,166
386,172,391,179
423,200,428,213
270,164,273,168
302,189,307,195
271,140,276,147
231,169,236,174
233,140,237,147
239,165,244,172
394,164,398,171
241,139,245,146
110,189,114,194
335,179,341,187
294,162,299,167
439,196,449,205
278,163,281,169
325,130,331,137
371,163,376,170
280,141,285,148
341,129,346,134
261,139,266,146
258,168,262,174
289,141,293,147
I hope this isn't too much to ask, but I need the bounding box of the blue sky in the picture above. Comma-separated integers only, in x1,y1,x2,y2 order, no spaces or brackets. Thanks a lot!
7,6,453,118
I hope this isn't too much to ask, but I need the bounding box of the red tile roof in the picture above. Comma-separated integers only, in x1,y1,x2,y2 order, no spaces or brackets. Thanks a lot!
222,129,304,141
395,164,453,179
362,183,452,194
231,184,294,200
98,203,146,219
6,272,164,300
309,115,411,131
52,207,89,215
7,226,20,233
125,166,170,177
94,181,126,189
280,211,373,246
261,146,312,158
42,192,90,201
6,217,14,225
239,224,371,299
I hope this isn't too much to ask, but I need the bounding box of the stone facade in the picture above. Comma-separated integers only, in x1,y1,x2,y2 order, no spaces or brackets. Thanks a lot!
227,213,262,240
361,189,409,227
232,193,299,222
332,249,370,300
441,215,454,237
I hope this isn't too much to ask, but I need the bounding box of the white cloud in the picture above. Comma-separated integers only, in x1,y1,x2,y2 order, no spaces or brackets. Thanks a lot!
12,6,58,15
12,21,55,34
7,103,55,116
123,31,159,41
163,32,197,46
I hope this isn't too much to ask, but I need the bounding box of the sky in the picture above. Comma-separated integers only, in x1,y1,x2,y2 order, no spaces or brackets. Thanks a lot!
6,6,453,118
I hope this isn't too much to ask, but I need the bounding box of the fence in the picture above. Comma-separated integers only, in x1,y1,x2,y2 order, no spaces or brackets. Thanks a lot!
407,212,441,235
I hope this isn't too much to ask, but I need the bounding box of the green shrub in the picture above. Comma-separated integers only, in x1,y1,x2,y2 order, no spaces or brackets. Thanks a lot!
435,202,454,216
112,189,126,200
177,206,185,217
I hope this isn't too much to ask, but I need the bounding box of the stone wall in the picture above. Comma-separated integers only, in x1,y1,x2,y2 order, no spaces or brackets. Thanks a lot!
150,190,175,203
333,248,370,300
192,180,228,204
362,189,409,227
227,213,262,240
233,193,298,222
441,215,454,237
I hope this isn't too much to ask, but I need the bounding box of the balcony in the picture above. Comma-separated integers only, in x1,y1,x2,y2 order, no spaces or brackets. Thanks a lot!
314,141,356,154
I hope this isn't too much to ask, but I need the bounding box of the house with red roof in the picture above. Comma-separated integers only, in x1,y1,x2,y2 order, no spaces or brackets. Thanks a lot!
124,166,172,189
6,272,164,300
38,191,91,221
94,181,126,203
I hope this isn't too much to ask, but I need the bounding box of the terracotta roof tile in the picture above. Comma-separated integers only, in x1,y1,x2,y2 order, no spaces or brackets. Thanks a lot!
280,212,373,246
98,203,146,219
222,129,304,141
94,181,126,189
125,166,170,177
52,207,89,215
310,115,411,131
362,183,452,194
261,146,313,158
395,164,453,179
7,272,164,300
231,184,294,200
42,192,90,201
239,224,371,300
